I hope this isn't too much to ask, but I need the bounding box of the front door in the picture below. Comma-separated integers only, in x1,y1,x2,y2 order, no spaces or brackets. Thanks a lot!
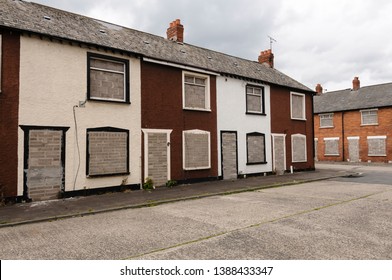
221,131,238,180
21,126,69,201
348,137,360,162
272,134,286,175
143,129,172,187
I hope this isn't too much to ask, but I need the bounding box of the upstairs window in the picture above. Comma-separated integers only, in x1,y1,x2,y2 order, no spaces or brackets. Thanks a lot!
291,92,306,120
319,113,334,128
87,53,130,103
183,72,210,111
361,109,378,125
246,85,265,114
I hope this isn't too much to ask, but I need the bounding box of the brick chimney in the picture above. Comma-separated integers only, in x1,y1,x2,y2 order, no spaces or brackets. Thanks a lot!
315,84,323,95
258,49,274,68
166,19,184,43
352,76,360,91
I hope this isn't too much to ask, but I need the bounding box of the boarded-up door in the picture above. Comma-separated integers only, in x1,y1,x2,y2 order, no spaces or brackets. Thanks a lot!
272,134,286,175
143,129,172,187
21,126,68,201
348,137,360,162
221,131,238,180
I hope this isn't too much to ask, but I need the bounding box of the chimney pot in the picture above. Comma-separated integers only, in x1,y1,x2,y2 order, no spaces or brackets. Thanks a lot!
258,49,274,68
315,84,323,95
352,76,360,91
167,19,184,43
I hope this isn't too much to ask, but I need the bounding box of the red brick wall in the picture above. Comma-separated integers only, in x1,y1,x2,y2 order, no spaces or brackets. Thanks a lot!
0,30,20,198
314,108,392,163
141,62,218,181
270,86,315,171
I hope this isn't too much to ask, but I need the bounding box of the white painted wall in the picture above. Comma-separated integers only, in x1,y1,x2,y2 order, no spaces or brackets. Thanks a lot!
17,35,141,195
217,76,272,176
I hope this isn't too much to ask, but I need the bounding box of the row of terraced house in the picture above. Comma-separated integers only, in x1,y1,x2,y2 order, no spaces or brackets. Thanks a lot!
0,0,314,202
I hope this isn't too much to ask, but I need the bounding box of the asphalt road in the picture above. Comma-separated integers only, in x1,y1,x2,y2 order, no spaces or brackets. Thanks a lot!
0,164,391,260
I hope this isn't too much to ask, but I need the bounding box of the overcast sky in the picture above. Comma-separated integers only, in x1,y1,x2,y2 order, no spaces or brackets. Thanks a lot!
31,0,392,91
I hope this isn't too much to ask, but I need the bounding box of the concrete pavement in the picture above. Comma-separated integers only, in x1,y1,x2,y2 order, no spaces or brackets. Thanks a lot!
0,167,354,228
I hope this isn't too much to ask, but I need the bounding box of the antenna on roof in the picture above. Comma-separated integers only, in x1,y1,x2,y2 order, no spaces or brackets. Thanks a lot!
268,35,277,50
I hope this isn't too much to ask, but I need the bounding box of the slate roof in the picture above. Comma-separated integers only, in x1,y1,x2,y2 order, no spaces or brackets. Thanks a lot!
0,0,312,92
314,82,392,114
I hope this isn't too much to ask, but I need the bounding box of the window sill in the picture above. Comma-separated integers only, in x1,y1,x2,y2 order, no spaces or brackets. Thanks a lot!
361,123,379,126
291,118,307,121
87,172,130,178
324,154,340,156
246,161,267,165
368,154,386,157
320,126,334,129
183,107,211,112
246,112,266,116
183,166,211,171
88,98,131,105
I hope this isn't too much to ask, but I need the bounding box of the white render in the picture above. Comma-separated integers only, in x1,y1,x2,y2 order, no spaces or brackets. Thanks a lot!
217,76,272,177
17,35,141,195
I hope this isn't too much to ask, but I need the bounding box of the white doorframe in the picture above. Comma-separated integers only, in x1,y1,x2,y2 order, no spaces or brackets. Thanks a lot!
272,133,286,173
142,129,173,183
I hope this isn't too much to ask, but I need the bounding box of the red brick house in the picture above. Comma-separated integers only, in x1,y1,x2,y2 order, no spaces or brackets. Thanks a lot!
314,77,392,163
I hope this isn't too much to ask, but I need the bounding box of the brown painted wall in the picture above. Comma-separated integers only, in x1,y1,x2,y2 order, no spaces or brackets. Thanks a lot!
314,108,392,162
0,30,20,198
270,86,315,170
141,61,218,181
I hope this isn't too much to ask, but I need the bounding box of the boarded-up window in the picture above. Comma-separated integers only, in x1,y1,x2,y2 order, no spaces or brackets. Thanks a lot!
247,132,266,164
361,109,378,125
320,113,334,127
324,137,339,156
292,134,307,162
291,93,306,120
183,130,211,170
87,128,129,176
246,85,265,114
183,72,210,110
367,136,386,156
88,53,129,102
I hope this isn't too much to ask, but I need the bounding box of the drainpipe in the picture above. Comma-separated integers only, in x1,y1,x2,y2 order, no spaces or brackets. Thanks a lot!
342,112,345,162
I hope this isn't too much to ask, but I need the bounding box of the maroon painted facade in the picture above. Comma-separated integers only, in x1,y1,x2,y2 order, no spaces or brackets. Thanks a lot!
141,61,218,183
270,85,315,171
0,29,20,198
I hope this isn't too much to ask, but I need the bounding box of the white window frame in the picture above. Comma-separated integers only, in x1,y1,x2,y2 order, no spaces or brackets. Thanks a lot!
182,71,211,111
182,129,211,170
367,136,387,157
319,113,334,128
290,92,306,120
0,34,2,93
291,133,307,163
324,137,340,156
361,109,378,126
246,85,265,114
88,53,129,103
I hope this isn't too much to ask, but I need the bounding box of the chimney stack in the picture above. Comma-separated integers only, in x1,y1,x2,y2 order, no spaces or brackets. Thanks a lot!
166,19,184,43
258,49,274,68
315,84,323,95
352,76,360,91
